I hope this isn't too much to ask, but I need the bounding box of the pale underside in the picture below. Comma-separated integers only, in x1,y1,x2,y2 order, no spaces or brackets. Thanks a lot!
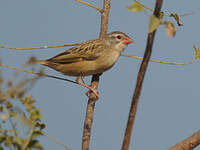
38,39,121,77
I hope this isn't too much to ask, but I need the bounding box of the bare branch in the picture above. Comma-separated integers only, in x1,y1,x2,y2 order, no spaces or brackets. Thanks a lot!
169,130,200,150
0,63,78,85
42,132,72,150
0,43,81,50
82,0,110,150
76,0,103,13
22,124,34,150
121,0,163,150
99,0,110,38
121,53,194,65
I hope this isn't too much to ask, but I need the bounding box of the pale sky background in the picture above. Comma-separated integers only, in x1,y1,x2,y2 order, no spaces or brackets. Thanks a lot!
0,0,200,150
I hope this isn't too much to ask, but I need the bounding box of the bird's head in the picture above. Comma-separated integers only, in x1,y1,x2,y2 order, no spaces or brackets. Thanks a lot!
104,31,133,52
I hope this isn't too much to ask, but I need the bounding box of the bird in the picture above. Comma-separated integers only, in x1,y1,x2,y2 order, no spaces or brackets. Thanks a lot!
35,31,133,98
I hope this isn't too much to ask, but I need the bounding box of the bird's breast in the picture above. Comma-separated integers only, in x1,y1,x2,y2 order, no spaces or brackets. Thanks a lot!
95,50,120,73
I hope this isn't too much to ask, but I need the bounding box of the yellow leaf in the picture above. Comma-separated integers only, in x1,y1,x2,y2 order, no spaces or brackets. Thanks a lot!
149,15,162,33
1,114,7,120
164,21,176,37
193,45,200,60
127,1,144,12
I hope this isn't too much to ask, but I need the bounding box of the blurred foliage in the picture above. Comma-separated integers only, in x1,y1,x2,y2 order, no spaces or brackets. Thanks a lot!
0,65,45,150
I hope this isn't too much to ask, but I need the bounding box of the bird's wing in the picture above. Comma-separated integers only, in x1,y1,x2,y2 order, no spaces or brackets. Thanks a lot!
47,39,104,64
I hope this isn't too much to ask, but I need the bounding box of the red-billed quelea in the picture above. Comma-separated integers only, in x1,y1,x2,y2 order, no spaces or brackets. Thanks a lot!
36,31,133,98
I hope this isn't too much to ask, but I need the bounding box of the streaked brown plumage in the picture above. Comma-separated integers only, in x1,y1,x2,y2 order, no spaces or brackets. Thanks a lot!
36,31,133,98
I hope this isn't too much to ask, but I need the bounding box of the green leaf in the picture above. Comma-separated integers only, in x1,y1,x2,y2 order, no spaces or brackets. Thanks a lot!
32,131,43,138
12,137,23,149
127,1,144,12
0,106,3,112
6,101,12,109
149,15,162,33
0,135,6,144
5,136,13,147
35,122,46,130
28,140,44,150
30,108,42,121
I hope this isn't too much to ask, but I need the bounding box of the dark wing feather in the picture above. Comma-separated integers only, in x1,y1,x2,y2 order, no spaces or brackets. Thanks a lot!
47,39,104,64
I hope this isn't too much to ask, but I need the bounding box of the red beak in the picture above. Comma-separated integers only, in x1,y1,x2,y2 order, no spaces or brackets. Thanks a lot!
123,37,134,44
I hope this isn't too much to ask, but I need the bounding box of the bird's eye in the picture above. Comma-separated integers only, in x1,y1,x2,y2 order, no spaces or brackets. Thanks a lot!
116,35,122,39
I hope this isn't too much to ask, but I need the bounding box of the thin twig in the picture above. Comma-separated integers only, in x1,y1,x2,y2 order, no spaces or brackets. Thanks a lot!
81,0,110,150
22,123,34,150
121,53,195,65
0,43,81,50
121,0,163,150
180,11,195,17
3,105,18,137
42,132,71,150
169,130,200,150
164,11,196,17
76,0,103,13
0,63,78,85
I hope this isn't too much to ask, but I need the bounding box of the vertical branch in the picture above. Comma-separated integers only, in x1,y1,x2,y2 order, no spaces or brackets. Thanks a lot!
121,0,163,150
82,0,110,150
99,0,110,38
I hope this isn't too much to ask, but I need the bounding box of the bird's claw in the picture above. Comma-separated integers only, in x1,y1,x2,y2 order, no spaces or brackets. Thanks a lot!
77,81,99,99
85,88,99,99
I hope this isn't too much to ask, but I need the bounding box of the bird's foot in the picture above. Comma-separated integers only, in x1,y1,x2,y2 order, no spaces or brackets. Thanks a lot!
78,82,99,99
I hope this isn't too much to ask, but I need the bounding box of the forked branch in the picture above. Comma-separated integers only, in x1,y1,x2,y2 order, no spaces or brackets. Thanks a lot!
81,0,110,150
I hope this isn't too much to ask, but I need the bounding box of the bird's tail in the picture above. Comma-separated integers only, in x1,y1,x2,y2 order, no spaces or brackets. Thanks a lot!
26,56,46,65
